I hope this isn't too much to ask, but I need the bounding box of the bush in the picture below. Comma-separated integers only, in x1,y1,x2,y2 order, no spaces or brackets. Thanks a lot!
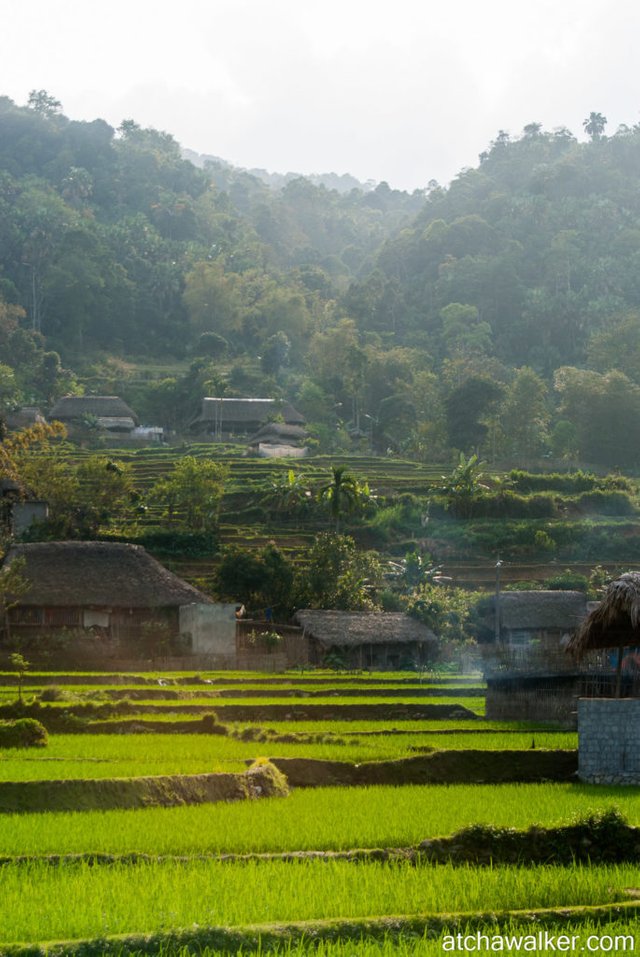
38,685,68,702
0,718,48,748
573,490,636,516
543,570,589,592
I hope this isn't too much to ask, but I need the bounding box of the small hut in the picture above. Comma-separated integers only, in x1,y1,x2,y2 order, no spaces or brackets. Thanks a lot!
294,609,437,669
568,573,640,784
49,396,138,434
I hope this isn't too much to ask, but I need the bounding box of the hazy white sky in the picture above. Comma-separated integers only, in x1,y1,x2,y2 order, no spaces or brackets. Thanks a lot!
2,0,639,190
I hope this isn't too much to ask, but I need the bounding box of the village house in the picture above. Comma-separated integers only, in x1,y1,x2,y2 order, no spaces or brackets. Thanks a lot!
190,397,305,439
293,609,437,670
481,590,594,725
247,422,310,458
482,590,588,661
2,542,237,663
49,395,139,435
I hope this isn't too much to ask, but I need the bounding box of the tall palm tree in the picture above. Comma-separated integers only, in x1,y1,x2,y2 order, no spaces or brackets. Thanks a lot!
318,465,366,533
583,112,607,142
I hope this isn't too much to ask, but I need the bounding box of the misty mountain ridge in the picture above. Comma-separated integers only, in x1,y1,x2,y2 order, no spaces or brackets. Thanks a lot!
182,148,378,194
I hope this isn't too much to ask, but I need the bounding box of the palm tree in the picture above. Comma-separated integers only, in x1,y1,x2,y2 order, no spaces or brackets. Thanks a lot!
318,465,368,533
583,112,607,142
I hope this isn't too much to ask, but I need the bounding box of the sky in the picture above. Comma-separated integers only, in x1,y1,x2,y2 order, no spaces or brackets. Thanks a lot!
2,0,640,192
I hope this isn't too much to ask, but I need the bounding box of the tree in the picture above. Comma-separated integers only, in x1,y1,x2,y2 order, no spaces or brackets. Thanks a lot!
445,376,503,453
216,543,295,618
265,469,312,522
318,466,371,533
407,582,475,644
436,453,488,519
440,303,492,358
151,457,228,533
554,366,640,468
298,533,382,610
0,421,67,490
583,112,607,142
27,90,62,118
260,331,290,375
498,367,549,464
9,652,30,704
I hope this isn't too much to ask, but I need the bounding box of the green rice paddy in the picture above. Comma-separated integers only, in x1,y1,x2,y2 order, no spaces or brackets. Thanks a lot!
0,784,635,857
0,668,619,951
0,859,636,945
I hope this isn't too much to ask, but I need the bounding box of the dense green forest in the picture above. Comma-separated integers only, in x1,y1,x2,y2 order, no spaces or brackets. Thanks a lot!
1,93,640,468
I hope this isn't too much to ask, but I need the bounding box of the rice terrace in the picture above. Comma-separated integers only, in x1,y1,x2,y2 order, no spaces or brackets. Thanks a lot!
0,665,636,955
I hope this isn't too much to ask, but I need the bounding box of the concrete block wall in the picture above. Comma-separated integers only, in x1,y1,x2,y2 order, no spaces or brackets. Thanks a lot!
179,603,238,655
578,697,640,784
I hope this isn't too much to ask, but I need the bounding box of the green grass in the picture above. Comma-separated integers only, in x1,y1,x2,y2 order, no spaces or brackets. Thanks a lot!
0,859,637,946
0,784,637,857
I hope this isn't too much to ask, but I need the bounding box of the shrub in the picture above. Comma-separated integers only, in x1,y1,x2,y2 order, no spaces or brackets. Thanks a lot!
38,685,68,702
0,718,48,748
543,570,589,592
573,490,636,516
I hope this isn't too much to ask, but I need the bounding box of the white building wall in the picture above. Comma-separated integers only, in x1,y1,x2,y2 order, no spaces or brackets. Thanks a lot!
179,603,237,656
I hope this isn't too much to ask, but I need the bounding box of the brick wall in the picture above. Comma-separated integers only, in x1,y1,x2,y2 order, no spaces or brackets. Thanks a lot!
578,697,640,784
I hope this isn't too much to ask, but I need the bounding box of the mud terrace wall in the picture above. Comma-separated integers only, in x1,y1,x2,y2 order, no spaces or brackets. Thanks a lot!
578,697,640,784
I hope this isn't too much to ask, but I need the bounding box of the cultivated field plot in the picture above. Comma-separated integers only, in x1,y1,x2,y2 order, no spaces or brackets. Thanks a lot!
0,669,634,954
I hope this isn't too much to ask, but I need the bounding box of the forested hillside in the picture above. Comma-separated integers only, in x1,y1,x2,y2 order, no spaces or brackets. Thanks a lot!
1,94,640,468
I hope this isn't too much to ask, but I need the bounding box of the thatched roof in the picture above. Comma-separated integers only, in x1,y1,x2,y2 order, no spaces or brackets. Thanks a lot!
193,398,305,426
5,407,46,430
4,542,211,609
49,396,138,424
294,610,437,648
247,423,308,444
569,573,640,656
492,591,588,631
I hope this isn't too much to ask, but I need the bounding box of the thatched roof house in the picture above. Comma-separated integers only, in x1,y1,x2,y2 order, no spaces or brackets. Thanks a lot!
49,396,138,432
479,591,587,645
569,573,640,658
294,610,437,668
191,398,305,436
3,542,211,646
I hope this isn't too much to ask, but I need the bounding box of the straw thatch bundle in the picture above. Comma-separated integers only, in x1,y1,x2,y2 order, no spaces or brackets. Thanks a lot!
568,573,640,658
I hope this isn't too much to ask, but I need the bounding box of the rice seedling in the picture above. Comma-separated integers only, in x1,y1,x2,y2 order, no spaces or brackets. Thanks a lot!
0,859,637,945
0,784,638,857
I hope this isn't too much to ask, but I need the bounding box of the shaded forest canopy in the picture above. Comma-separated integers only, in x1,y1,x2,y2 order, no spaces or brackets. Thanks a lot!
1,93,640,468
